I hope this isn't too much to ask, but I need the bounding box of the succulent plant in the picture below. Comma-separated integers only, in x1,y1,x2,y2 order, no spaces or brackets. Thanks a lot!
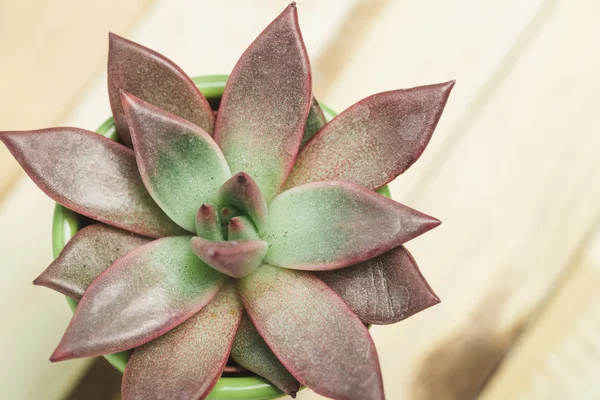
0,3,453,400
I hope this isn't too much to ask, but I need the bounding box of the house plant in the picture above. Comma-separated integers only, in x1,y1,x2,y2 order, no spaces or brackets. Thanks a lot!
0,3,453,400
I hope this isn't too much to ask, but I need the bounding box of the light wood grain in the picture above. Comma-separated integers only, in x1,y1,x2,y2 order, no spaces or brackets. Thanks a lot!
350,0,598,398
481,226,600,399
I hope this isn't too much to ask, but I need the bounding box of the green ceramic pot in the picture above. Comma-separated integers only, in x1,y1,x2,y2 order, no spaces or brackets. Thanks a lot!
51,75,339,400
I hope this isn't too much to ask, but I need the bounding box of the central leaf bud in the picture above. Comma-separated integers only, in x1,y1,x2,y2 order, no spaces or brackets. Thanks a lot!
192,172,269,278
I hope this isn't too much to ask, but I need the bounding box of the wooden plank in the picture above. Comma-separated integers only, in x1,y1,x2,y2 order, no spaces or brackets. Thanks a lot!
0,1,361,399
480,226,600,399
301,1,600,399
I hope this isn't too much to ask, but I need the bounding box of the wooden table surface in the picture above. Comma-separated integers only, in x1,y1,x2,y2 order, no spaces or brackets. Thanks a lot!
1,1,598,399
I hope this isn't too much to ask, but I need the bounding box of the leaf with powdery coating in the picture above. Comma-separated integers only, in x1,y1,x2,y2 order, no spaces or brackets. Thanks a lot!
217,172,268,233
231,313,300,397
228,216,260,241
214,4,311,202
287,81,455,190
238,265,384,400
50,237,226,361
122,92,231,233
0,128,185,238
108,33,214,146
123,282,242,400
191,237,267,278
263,181,440,271
317,246,440,325
34,224,150,300
195,204,224,241
301,95,326,147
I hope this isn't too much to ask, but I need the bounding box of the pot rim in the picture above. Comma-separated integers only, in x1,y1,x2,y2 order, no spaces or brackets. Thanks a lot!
51,74,337,400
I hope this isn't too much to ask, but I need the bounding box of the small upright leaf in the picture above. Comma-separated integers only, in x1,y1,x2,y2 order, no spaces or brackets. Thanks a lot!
287,81,455,190
214,4,311,202
191,237,267,278
50,237,226,361
34,224,150,300
0,128,185,238
231,313,300,396
108,33,214,146
123,282,243,400
301,95,326,147
317,246,440,324
195,203,224,240
217,172,268,233
264,181,440,271
122,92,231,232
238,265,384,400
228,216,261,241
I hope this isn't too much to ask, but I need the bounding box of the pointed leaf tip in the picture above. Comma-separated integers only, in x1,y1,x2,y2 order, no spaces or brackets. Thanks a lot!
288,81,455,190
214,4,311,202
195,203,224,240
191,237,267,278
264,181,440,271
318,246,441,324
34,224,150,300
122,92,231,232
217,172,268,233
0,128,184,238
108,33,214,146
51,237,226,360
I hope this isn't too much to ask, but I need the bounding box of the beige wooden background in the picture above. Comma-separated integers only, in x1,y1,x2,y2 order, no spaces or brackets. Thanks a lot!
1,0,599,399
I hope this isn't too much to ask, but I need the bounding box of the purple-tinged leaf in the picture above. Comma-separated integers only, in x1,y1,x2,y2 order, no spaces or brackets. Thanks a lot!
0,129,185,238
123,282,242,400
231,313,300,396
317,246,440,324
122,92,231,232
228,216,260,241
196,203,224,240
191,237,267,279
287,82,455,190
301,96,326,147
217,172,268,233
108,33,214,146
239,264,384,400
34,224,150,300
263,181,440,271
50,237,226,361
213,4,311,202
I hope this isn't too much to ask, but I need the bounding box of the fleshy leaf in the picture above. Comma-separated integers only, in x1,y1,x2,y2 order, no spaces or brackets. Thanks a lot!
263,181,440,270
231,313,300,396
213,4,311,202
123,282,242,400
50,237,226,361
228,216,261,241
317,246,440,324
108,33,214,146
191,237,267,279
238,264,384,400
196,203,224,240
217,172,268,233
301,95,326,147
287,81,455,190
34,224,150,300
0,128,185,238
122,92,231,232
